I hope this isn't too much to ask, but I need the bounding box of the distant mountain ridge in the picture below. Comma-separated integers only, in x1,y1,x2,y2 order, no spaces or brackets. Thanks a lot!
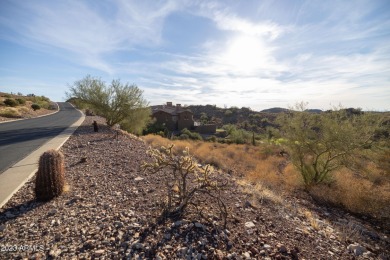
260,107,290,113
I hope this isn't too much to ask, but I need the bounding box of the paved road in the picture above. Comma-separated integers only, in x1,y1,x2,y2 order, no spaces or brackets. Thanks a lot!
0,102,83,174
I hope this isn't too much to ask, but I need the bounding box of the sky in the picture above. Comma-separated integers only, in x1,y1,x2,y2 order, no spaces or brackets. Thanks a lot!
0,0,389,111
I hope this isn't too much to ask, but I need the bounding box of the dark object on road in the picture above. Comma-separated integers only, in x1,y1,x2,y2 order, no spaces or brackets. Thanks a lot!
93,120,99,132
35,149,65,201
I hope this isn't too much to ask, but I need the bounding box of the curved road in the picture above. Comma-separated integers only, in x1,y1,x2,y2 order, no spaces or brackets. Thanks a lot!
0,102,83,174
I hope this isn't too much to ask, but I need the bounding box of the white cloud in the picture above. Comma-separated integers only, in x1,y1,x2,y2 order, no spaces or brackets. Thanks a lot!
0,0,181,73
0,0,389,110
213,13,283,40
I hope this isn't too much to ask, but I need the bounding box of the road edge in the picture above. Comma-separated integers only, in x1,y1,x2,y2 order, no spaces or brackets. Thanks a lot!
0,107,85,209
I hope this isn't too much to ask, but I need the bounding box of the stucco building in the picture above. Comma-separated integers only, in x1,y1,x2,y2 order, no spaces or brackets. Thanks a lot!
151,102,194,131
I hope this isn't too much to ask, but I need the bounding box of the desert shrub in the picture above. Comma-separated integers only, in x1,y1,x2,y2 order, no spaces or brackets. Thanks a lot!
38,101,50,109
120,107,152,135
144,121,167,135
191,132,203,140
278,102,382,187
224,110,232,116
0,108,21,118
26,96,50,109
40,96,50,102
222,124,252,144
142,145,227,226
179,134,189,140
180,128,202,140
31,103,41,111
16,98,26,105
206,135,217,142
156,131,165,137
4,98,18,107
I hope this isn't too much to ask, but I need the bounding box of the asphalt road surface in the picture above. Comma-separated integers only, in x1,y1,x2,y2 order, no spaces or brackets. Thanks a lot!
0,102,83,174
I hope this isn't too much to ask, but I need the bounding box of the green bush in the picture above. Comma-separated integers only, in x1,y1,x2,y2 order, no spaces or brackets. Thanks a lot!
4,98,18,107
16,98,26,105
179,134,189,140
31,103,41,111
190,132,202,140
206,135,217,142
180,128,203,140
26,96,50,109
156,131,165,137
278,102,382,187
222,124,252,144
224,110,233,116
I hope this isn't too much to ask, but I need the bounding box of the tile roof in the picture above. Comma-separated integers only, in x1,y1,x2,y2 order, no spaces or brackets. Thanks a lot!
151,105,192,116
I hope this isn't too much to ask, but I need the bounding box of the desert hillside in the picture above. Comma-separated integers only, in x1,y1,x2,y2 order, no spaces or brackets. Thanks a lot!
0,116,388,259
0,92,57,122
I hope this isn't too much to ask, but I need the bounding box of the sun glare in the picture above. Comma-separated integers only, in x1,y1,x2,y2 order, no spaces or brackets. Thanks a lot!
222,35,268,74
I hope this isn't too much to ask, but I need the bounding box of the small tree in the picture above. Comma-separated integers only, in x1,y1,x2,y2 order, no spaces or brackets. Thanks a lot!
200,112,208,125
278,102,381,187
120,107,152,135
66,75,150,129
143,145,227,225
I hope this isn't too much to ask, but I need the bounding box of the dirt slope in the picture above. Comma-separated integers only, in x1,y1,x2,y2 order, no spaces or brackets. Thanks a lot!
0,116,388,259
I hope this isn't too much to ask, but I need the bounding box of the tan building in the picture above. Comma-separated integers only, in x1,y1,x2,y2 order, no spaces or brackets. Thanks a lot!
151,102,194,131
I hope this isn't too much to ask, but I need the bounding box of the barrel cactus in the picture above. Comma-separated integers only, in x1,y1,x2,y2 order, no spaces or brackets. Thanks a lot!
35,149,65,201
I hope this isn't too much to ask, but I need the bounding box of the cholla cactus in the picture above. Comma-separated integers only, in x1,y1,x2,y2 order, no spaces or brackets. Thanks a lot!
143,145,226,224
35,149,65,201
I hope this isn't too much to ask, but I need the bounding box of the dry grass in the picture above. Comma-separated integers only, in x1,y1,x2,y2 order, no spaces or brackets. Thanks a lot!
0,107,21,118
142,134,290,208
142,134,390,222
310,168,390,220
237,179,284,205
142,135,298,190
63,183,71,193
0,100,54,121
303,210,321,231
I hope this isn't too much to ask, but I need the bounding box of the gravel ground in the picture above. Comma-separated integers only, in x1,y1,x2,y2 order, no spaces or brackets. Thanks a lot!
0,116,389,259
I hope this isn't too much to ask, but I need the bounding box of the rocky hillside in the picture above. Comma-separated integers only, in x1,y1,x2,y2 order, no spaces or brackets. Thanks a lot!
0,92,57,122
0,116,389,259
187,105,279,134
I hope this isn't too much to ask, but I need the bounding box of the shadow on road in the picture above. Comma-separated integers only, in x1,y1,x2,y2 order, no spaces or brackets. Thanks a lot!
0,125,80,147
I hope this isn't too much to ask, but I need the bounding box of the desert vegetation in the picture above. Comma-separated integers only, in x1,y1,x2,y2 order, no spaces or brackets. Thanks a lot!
0,92,56,120
67,75,151,135
35,149,66,201
142,145,227,226
277,103,383,187
142,104,390,225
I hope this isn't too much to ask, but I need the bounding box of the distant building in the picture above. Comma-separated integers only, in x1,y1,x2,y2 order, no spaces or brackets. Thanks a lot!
151,102,217,134
151,102,194,131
